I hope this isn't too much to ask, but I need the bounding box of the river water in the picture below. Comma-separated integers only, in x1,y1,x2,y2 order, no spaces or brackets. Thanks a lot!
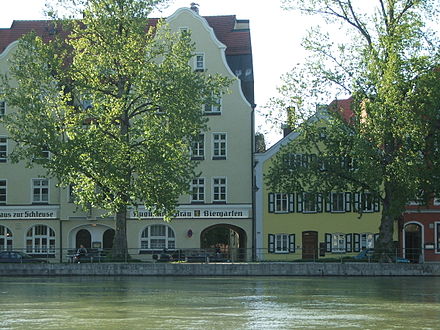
0,276,439,329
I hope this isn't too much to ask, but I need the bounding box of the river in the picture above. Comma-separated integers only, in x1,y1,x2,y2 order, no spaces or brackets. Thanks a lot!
0,276,439,329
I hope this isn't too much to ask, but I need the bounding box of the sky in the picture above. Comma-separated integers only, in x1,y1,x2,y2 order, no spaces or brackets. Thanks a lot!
0,0,315,146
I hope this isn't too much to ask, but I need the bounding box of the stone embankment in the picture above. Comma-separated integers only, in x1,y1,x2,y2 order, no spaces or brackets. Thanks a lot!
1,262,439,276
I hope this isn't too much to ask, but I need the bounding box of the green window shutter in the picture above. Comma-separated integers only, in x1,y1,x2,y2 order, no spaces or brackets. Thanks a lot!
268,234,275,253
297,192,303,213
317,193,323,213
288,194,295,213
345,233,352,252
288,234,295,253
325,233,332,252
268,193,274,213
353,233,360,252
345,192,352,212
325,193,331,212
373,196,380,212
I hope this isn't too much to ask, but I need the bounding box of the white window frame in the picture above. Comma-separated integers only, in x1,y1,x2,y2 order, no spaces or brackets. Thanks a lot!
191,178,205,203
0,101,5,118
140,225,175,251
212,133,227,160
0,179,6,204
191,134,204,160
32,178,49,204
0,225,13,250
204,94,222,114
303,192,317,213
212,177,227,203
434,197,440,206
194,52,205,71
0,136,7,163
332,233,346,253
361,192,374,212
26,225,55,255
275,234,289,253
331,192,345,212
275,193,289,213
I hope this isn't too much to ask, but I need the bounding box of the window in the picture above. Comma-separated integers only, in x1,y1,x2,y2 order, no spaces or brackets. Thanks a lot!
179,27,189,35
331,192,344,212
268,193,294,213
332,233,346,253
191,178,205,203
32,179,49,203
26,225,55,255
354,192,378,212
0,225,13,250
140,225,175,251
268,234,295,253
194,53,205,71
0,101,5,118
0,180,6,204
303,193,317,213
191,134,204,160
204,94,221,114
0,137,7,163
212,133,227,160
212,177,226,203
275,193,288,213
360,233,374,250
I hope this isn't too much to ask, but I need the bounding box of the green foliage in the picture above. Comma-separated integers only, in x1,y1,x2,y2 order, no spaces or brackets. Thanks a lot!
268,0,440,255
0,0,230,252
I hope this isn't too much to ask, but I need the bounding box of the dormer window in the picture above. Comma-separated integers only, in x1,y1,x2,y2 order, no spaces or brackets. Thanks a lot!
195,53,205,72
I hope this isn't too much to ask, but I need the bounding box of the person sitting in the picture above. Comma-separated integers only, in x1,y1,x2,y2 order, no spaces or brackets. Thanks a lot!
74,244,87,263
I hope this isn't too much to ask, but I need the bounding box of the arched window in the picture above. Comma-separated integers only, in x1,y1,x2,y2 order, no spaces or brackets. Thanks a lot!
140,225,175,251
26,225,55,255
0,225,13,250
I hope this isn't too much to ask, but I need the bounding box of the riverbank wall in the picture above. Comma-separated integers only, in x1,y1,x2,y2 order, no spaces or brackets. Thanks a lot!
1,262,440,276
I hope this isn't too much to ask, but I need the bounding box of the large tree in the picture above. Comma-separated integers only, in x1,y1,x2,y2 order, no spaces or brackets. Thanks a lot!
0,0,229,258
267,0,440,260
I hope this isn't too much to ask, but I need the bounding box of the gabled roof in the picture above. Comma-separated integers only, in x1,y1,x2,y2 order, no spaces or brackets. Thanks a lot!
0,14,251,56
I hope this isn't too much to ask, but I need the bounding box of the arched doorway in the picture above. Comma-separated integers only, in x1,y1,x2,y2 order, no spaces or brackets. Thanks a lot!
103,229,115,250
200,224,247,261
404,223,422,263
76,229,91,249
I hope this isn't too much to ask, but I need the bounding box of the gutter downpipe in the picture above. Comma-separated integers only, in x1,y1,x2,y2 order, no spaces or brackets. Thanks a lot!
251,103,256,261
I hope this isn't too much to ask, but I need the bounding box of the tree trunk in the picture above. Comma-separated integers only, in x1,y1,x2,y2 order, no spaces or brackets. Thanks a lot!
375,183,403,262
112,206,128,260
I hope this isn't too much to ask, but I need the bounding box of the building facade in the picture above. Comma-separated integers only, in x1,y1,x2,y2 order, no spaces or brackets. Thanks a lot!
0,7,254,261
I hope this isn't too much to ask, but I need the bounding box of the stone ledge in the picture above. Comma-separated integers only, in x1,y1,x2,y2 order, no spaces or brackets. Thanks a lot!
1,262,439,276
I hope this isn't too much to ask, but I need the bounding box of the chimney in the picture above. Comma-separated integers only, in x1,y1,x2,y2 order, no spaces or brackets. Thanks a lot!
190,3,199,14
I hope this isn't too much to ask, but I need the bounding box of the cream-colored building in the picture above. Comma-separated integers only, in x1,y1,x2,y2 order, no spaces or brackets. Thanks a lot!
0,7,254,261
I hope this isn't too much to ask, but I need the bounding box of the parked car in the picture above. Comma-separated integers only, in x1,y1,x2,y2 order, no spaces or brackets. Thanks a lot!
0,251,48,263
353,249,410,263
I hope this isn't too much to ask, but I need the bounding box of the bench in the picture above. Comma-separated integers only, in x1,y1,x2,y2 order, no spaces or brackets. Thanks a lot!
68,248,106,263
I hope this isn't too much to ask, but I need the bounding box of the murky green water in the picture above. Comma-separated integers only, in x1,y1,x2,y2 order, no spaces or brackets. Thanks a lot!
0,276,439,329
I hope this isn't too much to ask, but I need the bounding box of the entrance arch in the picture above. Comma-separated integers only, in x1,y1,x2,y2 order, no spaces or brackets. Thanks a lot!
200,224,247,261
103,229,115,250
76,229,91,249
404,223,423,263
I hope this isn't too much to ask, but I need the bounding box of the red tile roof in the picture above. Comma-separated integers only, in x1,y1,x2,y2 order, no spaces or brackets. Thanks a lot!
329,97,354,122
0,15,251,56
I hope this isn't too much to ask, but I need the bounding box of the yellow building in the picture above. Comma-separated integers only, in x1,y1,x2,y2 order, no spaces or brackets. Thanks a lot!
0,7,254,261
254,126,396,261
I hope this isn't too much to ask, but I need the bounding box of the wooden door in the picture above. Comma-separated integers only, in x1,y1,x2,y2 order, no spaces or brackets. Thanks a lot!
302,231,318,260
